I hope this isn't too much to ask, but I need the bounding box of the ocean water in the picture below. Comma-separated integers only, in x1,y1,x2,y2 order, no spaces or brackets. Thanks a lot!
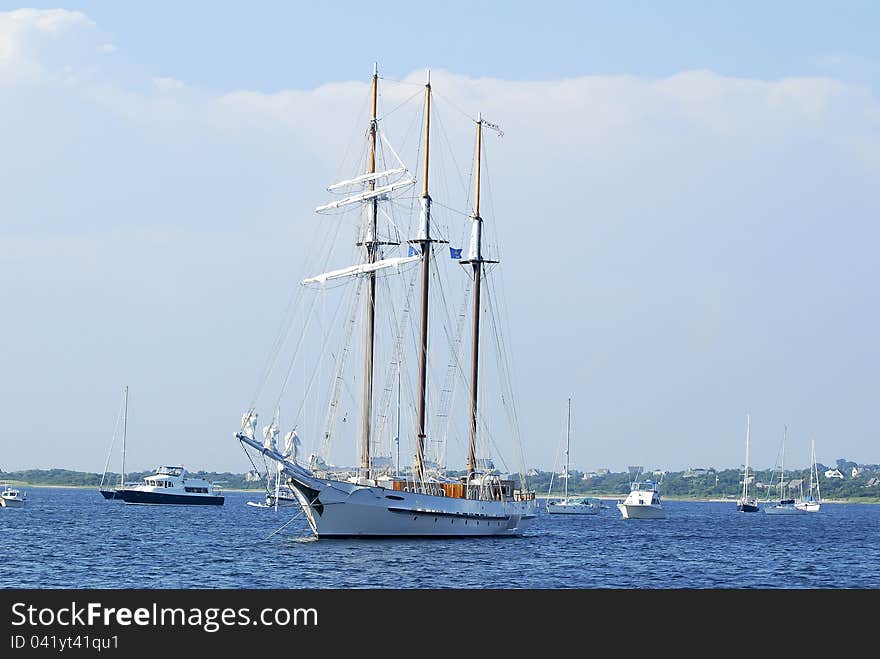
3,487,878,589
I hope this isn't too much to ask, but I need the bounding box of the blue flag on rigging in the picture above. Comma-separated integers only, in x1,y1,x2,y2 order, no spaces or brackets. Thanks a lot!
408,245,420,257
449,247,463,259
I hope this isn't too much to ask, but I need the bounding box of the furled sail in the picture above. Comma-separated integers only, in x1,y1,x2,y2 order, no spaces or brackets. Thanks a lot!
262,421,279,452
283,430,301,463
314,178,416,213
241,411,258,440
326,167,407,191
302,255,421,285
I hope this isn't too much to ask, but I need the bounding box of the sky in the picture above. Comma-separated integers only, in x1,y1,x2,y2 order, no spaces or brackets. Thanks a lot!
1,2,878,476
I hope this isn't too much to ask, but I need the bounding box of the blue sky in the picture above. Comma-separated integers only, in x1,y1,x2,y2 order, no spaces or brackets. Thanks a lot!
1,3,878,476
6,1,880,90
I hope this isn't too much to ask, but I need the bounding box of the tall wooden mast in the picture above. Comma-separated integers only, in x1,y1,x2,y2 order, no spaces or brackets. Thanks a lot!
360,63,379,481
413,71,432,481
464,113,489,481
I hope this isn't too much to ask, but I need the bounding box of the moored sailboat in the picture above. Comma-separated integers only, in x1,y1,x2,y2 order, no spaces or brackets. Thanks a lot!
736,414,760,513
547,398,600,515
236,66,536,537
795,439,821,512
764,425,805,515
98,385,129,500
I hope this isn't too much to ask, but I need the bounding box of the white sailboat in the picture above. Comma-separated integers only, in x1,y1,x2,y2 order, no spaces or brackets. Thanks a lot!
795,439,821,512
547,399,600,515
764,425,805,515
236,66,536,537
736,414,760,512
98,385,129,501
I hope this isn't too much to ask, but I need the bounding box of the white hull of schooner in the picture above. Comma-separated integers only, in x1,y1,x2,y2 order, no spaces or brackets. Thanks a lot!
240,435,535,537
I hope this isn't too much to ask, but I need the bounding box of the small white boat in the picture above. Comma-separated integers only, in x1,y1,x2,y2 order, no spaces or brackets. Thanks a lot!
547,496,603,515
1,485,27,508
795,439,822,512
765,498,804,515
765,425,806,515
546,398,600,516
617,479,667,519
247,485,300,509
116,466,224,506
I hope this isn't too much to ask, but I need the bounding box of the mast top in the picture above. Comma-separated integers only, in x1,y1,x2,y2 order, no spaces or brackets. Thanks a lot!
373,62,378,76
426,68,431,85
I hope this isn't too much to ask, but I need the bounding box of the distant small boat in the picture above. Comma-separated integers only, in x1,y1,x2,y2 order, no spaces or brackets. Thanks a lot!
765,425,806,515
737,414,760,513
546,398,600,516
795,439,821,512
247,487,300,509
617,479,667,519
1,484,27,508
116,466,224,506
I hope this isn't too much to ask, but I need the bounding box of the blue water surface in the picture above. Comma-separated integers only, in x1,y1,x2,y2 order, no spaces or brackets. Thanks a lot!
2,488,878,588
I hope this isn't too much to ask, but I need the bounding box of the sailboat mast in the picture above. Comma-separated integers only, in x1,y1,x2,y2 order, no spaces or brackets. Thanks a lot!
742,413,750,500
360,63,380,481
781,424,787,498
414,71,432,481
465,114,485,479
565,398,571,501
121,385,128,488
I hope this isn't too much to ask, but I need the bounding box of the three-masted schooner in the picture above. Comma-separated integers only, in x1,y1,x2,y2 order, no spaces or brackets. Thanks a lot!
236,66,536,537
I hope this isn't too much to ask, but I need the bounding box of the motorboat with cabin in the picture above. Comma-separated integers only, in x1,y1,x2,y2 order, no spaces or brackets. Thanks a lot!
1,484,27,508
116,466,224,506
616,479,667,519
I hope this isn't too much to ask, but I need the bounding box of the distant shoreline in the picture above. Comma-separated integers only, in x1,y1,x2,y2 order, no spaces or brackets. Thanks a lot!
6,482,876,504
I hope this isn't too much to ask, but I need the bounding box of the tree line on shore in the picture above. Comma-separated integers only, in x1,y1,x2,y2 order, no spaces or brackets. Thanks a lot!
2,458,879,500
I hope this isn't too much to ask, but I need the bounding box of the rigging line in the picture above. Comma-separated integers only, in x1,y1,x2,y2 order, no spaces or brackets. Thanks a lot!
270,284,322,411
248,279,306,412
432,99,470,202
376,87,423,123
377,127,410,173
436,284,470,420
332,86,373,191
377,75,424,88
290,276,357,433
264,496,318,540
431,88,477,124
430,199,472,218
250,206,345,411
319,278,362,462
239,440,269,490
99,393,126,489
373,266,418,452
486,277,519,460
546,403,568,499
485,273,526,482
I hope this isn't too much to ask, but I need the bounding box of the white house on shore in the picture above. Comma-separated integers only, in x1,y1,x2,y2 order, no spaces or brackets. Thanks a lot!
824,468,844,480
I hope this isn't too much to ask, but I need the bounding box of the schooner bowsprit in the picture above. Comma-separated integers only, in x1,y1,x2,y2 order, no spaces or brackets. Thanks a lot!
236,65,536,537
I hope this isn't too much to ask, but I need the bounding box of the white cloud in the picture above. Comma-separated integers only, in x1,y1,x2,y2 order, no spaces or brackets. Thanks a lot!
0,8,101,82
